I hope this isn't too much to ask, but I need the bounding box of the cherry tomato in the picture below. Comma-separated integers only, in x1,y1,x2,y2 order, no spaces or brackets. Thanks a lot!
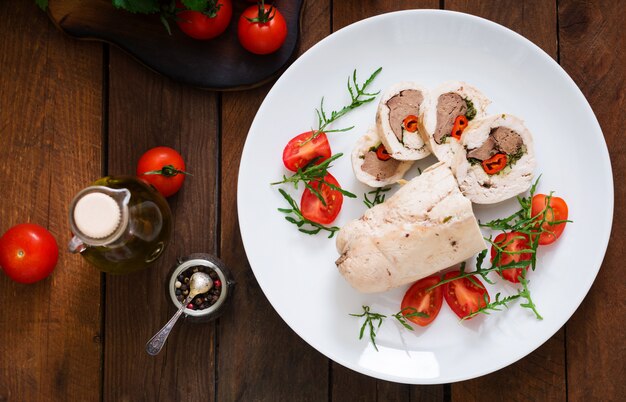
137,147,189,197
238,3,287,55
282,131,331,172
0,224,58,284
375,144,391,161
482,153,508,175
443,270,490,319
176,0,232,40
400,275,443,326
300,173,344,225
490,231,532,283
531,194,569,245
402,115,418,132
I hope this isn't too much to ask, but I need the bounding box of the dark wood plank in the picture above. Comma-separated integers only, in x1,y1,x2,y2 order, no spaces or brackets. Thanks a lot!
47,0,304,90
216,0,332,400
0,1,103,401
104,47,220,401
332,1,445,401
443,1,565,401
558,1,626,400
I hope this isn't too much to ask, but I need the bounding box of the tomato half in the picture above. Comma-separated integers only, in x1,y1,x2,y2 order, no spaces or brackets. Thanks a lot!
176,0,232,40
137,146,189,197
443,271,490,319
0,223,59,284
282,131,331,172
238,4,288,55
490,232,532,283
531,194,569,245
400,275,443,326
300,173,343,225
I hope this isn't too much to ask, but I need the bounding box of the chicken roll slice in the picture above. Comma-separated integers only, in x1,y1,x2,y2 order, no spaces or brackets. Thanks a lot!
454,114,536,204
419,81,490,168
335,162,486,293
376,82,430,161
352,126,414,187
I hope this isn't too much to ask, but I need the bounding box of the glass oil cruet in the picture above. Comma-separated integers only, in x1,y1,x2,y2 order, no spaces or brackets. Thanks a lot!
68,176,172,274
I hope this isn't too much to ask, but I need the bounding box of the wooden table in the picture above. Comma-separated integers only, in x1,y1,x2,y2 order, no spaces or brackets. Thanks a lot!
1,1,624,401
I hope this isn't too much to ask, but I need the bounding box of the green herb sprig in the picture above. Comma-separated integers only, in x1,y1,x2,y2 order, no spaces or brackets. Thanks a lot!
350,306,428,351
271,154,356,206
303,67,382,145
277,189,340,238
363,186,390,208
350,305,386,351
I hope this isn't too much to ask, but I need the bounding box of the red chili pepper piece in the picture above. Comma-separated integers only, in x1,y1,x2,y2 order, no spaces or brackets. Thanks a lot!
450,115,469,140
482,153,508,175
402,115,419,133
375,144,392,161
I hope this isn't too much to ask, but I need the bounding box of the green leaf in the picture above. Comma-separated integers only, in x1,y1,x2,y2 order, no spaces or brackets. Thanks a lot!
182,0,209,12
112,0,161,14
35,0,48,11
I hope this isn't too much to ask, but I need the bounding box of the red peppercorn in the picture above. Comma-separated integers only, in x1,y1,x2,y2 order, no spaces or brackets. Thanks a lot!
187,303,194,309
214,280,221,288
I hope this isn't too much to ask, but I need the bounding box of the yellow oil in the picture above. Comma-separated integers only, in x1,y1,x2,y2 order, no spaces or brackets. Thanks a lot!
80,176,172,274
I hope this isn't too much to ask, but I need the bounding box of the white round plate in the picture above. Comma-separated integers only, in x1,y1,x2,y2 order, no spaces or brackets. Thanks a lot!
237,10,613,384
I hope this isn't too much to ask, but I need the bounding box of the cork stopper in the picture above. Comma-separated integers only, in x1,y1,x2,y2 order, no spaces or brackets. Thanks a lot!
73,192,121,239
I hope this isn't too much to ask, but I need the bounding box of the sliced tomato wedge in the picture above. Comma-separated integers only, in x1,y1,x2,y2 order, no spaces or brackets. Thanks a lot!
443,271,490,319
282,131,331,172
400,275,443,326
300,173,344,225
531,194,569,245
490,231,532,283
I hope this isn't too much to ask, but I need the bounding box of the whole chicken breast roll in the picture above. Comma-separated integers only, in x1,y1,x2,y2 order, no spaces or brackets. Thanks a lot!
376,82,431,161
454,114,536,204
335,162,486,293
351,126,414,187
419,81,490,168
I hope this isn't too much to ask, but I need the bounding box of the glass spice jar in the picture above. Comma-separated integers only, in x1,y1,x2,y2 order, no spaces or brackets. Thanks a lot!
167,253,235,323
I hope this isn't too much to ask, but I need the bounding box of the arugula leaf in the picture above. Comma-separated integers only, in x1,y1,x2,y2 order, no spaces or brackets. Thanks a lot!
112,0,161,14
35,0,48,11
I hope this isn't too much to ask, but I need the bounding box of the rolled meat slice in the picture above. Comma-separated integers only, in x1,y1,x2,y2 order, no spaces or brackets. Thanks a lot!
376,82,430,161
453,114,536,204
335,162,486,293
419,81,490,168
351,126,414,187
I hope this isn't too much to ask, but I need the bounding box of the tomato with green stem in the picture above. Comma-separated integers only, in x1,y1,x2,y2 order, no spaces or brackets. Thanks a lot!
282,131,331,172
176,0,232,40
490,231,532,283
137,147,190,197
531,194,569,245
0,224,58,284
400,275,443,326
300,173,344,225
238,1,288,55
443,270,490,319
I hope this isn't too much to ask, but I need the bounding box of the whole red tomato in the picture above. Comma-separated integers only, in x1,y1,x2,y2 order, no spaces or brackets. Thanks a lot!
177,0,233,40
137,147,189,197
0,223,59,284
238,3,287,55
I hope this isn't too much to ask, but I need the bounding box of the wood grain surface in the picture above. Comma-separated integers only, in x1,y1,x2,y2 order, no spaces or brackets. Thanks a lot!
0,0,624,401
0,1,103,401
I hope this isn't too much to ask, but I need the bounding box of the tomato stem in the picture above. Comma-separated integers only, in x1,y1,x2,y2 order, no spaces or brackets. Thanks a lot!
247,0,274,23
142,165,192,177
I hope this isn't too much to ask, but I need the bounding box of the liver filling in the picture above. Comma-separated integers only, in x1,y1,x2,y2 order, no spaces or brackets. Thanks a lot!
466,127,524,161
361,151,401,180
433,92,467,144
386,90,423,142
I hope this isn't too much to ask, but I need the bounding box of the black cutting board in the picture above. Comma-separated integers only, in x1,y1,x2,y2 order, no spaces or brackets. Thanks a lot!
48,0,305,90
